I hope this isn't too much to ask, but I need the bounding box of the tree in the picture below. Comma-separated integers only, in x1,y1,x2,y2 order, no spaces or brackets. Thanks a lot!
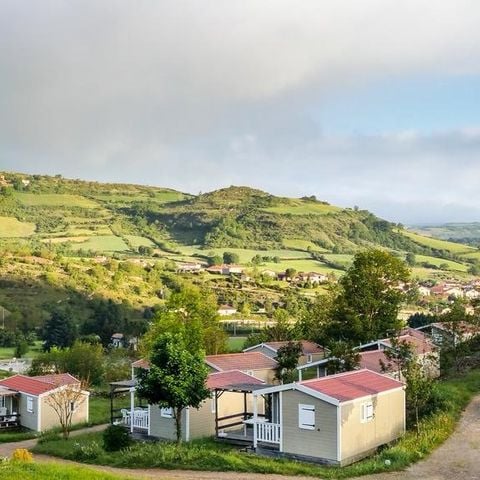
327,249,410,344
42,309,78,352
274,341,302,383
141,283,227,355
14,338,29,358
83,299,127,347
326,341,360,374
405,252,416,266
285,268,297,280
45,378,89,439
136,333,210,444
223,251,239,264
380,337,415,380
208,255,222,266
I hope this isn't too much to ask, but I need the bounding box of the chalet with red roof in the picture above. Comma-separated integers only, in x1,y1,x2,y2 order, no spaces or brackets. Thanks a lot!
0,373,89,432
252,369,405,465
244,340,326,366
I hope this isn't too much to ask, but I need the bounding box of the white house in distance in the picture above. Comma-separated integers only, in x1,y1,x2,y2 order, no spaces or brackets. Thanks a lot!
217,305,238,316
0,373,89,432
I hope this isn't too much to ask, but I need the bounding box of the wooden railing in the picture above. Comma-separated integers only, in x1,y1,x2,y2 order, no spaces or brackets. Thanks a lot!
256,421,280,444
122,409,149,430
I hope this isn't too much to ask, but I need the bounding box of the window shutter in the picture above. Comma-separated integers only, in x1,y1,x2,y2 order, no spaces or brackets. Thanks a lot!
298,404,315,430
361,402,374,422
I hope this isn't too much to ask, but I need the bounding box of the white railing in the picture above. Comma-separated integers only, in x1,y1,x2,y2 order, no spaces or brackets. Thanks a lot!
123,409,149,430
256,422,280,444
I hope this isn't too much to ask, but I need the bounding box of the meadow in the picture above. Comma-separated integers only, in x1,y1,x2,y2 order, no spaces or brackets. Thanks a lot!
69,235,129,253
262,201,342,215
15,193,100,209
402,230,476,254
0,216,36,237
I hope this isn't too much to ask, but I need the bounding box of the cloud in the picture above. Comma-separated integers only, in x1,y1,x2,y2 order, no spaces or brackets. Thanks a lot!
1,1,480,223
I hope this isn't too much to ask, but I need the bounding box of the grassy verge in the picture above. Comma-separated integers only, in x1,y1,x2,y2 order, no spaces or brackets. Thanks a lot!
32,369,480,478
0,429,38,444
0,461,132,480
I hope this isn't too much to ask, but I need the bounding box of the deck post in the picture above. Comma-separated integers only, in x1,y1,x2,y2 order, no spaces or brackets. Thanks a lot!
110,386,114,425
214,389,219,437
130,387,135,433
253,393,258,449
298,369,302,382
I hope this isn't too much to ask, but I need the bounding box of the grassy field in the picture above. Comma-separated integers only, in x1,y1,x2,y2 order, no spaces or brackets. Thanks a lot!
124,235,156,249
70,235,129,253
261,258,341,275
402,230,475,254
460,250,480,261
93,190,186,204
281,238,329,252
0,461,132,480
16,193,100,209
32,369,480,479
0,216,36,237
0,341,43,360
227,336,247,352
262,202,342,215
415,254,469,272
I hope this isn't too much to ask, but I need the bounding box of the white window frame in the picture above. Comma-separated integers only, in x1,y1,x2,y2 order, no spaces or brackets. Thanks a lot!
160,407,173,418
298,403,315,430
361,402,374,423
307,354,313,363
27,396,34,413
210,393,216,414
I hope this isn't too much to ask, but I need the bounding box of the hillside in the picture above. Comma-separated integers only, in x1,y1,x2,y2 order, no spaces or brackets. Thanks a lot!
411,223,480,244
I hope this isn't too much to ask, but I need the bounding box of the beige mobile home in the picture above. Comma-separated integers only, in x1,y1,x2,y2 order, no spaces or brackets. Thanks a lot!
0,373,89,432
251,369,405,466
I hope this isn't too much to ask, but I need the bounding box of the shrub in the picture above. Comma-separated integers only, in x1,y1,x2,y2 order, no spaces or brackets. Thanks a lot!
72,440,102,461
11,448,33,462
102,425,132,452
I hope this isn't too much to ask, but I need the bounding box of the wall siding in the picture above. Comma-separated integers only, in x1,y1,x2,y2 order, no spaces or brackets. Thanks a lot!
149,406,187,441
40,393,89,431
17,394,38,431
281,390,337,461
340,389,405,465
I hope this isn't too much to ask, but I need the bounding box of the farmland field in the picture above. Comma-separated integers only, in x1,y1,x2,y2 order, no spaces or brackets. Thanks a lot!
15,192,100,208
261,258,341,275
125,235,156,248
415,254,469,272
402,230,475,254
70,235,129,252
282,238,328,252
322,253,354,267
0,216,36,237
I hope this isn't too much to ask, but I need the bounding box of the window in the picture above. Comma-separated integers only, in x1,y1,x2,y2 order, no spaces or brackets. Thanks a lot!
160,407,173,418
70,401,76,412
307,354,313,363
26,396,33,413
361,402,374,422
298,404,315,430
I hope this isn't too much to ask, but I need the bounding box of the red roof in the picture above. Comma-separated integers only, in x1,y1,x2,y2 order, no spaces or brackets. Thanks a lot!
132,359,150,369
383,330,434,354
206,352,277,372
359,351,388,373
264,341,324,355
300,369,403,402
206,370,265,390
0,373,79,396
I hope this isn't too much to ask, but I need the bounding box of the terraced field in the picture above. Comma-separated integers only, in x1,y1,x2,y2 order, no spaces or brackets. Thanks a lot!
402,230,476,254
0,216,36,237
69,235,129,252
262,201,342,215
16,192,100,208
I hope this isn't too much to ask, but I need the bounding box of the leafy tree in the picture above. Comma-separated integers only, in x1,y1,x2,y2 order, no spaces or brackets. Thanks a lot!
408,312,437,329
42,309,78,352
380,337,415,380
208,255,222,266
327,249,410,344
83,299,127,347
136,333,210,444
405,252,416,266
285,268,297,280
223,251,240,264
142,283,227,355
326,341,360,374
274,341,302,383
14,339,29,358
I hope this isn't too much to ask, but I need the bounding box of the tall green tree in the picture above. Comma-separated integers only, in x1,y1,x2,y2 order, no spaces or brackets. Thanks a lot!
141,283,227,355
42,309,78,351
327,249,410,344
274,341,302,383
137,333,210,443
325,341,360,374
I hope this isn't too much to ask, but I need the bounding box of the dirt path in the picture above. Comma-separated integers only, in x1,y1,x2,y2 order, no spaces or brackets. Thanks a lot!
1,397,479,480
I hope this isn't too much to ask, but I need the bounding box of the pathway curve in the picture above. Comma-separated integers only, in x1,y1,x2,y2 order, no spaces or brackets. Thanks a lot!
1,397,479,480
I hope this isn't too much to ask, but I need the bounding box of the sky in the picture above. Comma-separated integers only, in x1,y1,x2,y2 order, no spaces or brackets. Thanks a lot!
1,1,480,224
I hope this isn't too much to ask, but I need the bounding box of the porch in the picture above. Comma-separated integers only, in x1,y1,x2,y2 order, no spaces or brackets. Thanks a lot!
0,386,20,429
109,379,149,434
213,383,281,450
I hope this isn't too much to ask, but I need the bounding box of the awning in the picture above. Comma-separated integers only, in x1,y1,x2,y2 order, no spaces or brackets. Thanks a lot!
0,386,17,397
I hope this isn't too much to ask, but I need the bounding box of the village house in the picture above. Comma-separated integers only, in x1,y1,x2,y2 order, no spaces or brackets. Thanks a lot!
0,373,89,432
110,333,124,348
217,305,238,316
420,321,480,347
417,285,431,297
244,340,326,366
176,262,204,273
297,272,328,284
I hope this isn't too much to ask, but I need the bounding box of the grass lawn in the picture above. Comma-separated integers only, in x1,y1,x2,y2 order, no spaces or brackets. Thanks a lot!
0,461,132,480
0,340,42,360
401,230,475,255
15,193,100,209
227,336,247,352
0,429,38,444
88,395,131,426
69,235,129,253
0,216,36,237
32,369,480,478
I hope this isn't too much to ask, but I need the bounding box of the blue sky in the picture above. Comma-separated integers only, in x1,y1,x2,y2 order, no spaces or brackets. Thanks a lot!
1,1,480,224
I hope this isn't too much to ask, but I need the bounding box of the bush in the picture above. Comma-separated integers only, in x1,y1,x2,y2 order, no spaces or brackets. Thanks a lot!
102,425,132,452
11,448,33,462
72,440,102,460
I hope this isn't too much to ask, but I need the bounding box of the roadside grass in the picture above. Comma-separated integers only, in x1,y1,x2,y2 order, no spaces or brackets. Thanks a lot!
0,461,132,480
32,369,480,478
0,216,36,238
401,230,475,254
0,429,38,444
